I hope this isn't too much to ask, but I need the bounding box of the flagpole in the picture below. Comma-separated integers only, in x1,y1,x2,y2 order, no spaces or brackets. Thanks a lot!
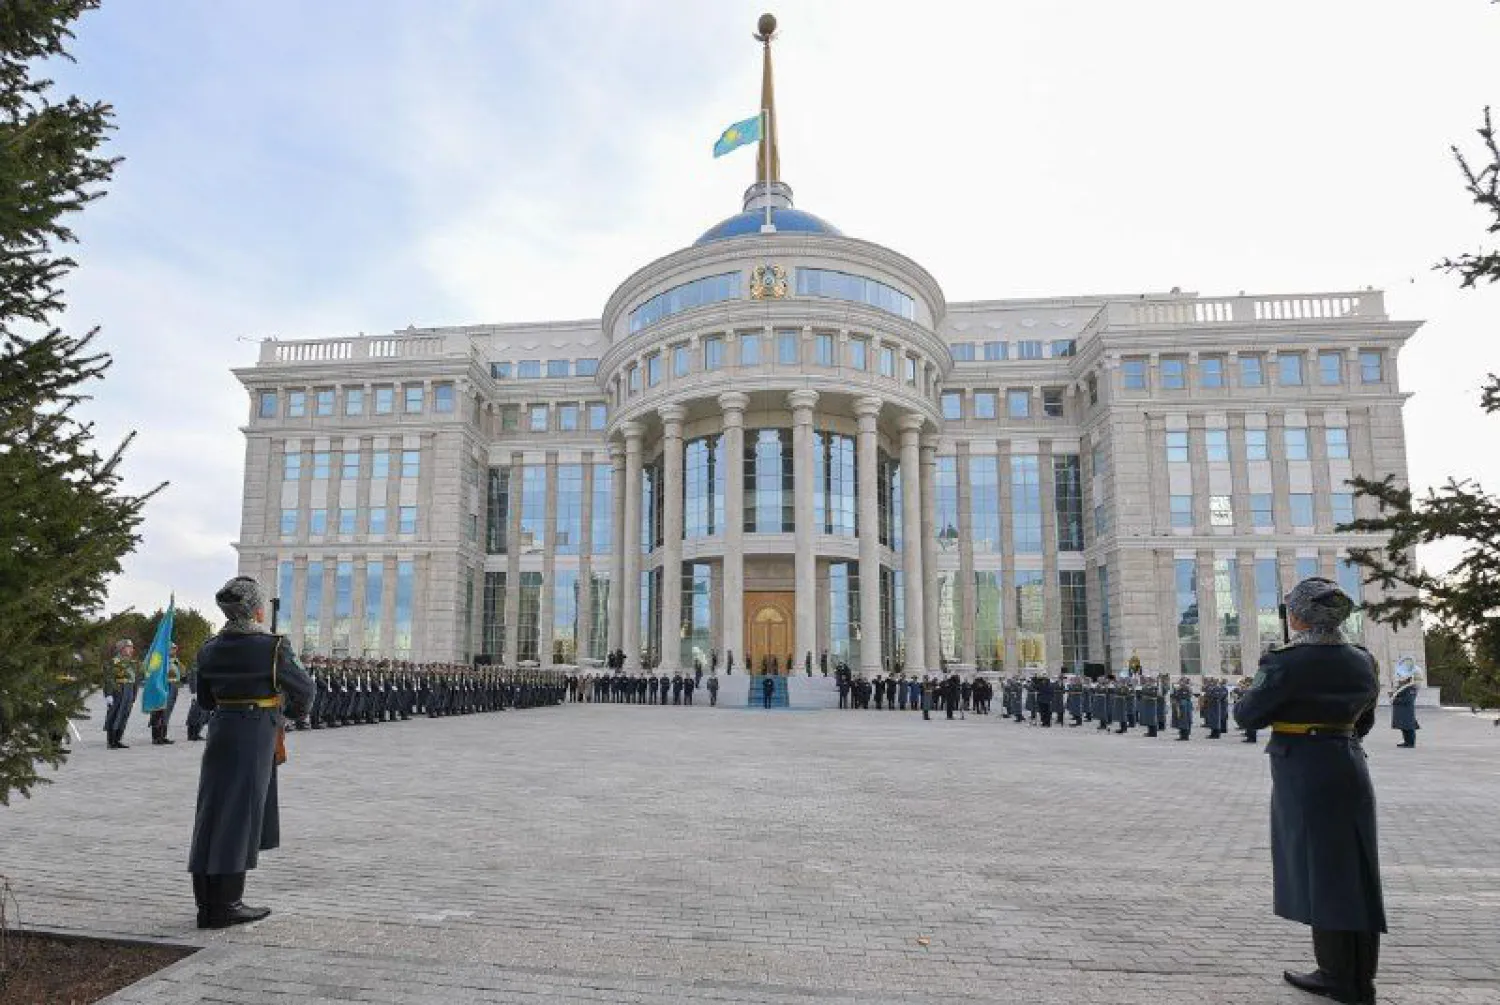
762,107,772,232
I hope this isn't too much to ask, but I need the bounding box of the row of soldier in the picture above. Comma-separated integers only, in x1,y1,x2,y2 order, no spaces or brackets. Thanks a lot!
836,673,996,715
997,671,1253,741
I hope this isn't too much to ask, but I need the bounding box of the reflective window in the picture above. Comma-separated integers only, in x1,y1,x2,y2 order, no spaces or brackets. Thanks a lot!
345,388,363,416
983,341,1008,361
258,391,278,418
552,570,579,664
1332,491,1355,527
516,571,542,664
1337,559,1364,641
1214,558,1240,673
374,387,394,414
629,273,739,333
646,353,661,386
398,505,417,535
280,508,297,537
1161,357,1187,389
1170,495,1193,528
627,364,639,393
338,508,355,535
394,560,415,658
1017,340,1043,360
486,466,510,554
587,403,607,430
404,385,423,413
1054,454,1084,551
1051,339,1076,358
277,561,294,625
849,337,868,370
746,429,794,533
333,560,354,654
1087,374,1098,405
879,346,896,378
951,343,975,361
304,560,323,651
312,451,331,479
315,388,334,416
1015,570,1046,665
794,268,915,320
283,451,302,481
1042,389,1063,418
1199,356,1225,388
826,562,860,667
704,336,724,371
1278,352,1304,386
1166,431,1189,463
401,449,420,478
1206,429,1229,462
877,452,901,549
974,391,997,419
941,392,962,420
1060,570,1089,669
529,405,548,431
684,435,726,538
555,464,583,555
904,356,917,385
935,455,958,549
1359,350,1383,383
1289,493,1315,526
587,573,610,661
369,506,387,535
1007,389,1030,418
641,457,662,552
1254,559,1280,651
1318,351,1342,385
1326,426,1350,459
1176,558,1201,674
1297,556,1320,582
490,362,512,380
519,465,546,552
679,562,713,668
740,333,762,365
1240,354,1264,387
591,464,612,555
575,358,599,377
777,330,799,364
1123,359,1147,389
371,450,389,479
1251,493,1273,527
1285,427,1309,460
482,571,505,660
434,382,455,413
1210,495,1233,527
518,360,541,379
974,571,1003,670
814,333,834,367
1246,429,1268,461
672,344,690,378
287,391,306,417
1011,454,1042,553
970,455,1000,553
546,359,570,378
558,403,578,431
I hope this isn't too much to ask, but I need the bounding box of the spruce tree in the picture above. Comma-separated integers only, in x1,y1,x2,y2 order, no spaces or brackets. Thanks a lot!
1343,108,1500,706
0,1,157,803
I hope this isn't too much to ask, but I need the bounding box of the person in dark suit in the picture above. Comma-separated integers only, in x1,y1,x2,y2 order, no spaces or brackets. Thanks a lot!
761,675,775,708
189,577,314,930
1234,577,1385,1005
1389,659,1420,748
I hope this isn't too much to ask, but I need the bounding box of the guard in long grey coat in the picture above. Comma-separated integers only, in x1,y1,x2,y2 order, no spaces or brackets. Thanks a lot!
188,577,313,930
1234,577,1384,1005
1390,660,1420,748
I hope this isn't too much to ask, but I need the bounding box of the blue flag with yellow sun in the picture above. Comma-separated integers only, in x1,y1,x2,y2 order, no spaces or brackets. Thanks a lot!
139,598,175,713
713,113,762,158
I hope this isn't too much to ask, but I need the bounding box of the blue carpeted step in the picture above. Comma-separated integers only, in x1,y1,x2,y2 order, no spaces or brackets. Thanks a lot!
747,674,790,708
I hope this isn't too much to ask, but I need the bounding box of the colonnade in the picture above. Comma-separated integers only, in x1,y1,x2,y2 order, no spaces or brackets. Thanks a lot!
604,391,939,674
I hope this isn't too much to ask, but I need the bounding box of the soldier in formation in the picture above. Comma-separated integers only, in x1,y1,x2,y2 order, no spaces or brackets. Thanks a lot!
293,658,563,731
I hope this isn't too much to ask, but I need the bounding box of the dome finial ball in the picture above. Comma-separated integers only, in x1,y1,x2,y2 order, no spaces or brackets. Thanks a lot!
757,13,777,40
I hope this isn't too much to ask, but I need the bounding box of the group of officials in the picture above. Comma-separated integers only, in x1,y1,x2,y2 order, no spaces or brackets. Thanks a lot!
572,661,721,706
180,571,1393,1003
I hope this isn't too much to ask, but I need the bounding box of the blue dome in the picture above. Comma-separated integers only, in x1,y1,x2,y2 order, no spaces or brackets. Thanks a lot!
694,207,843,245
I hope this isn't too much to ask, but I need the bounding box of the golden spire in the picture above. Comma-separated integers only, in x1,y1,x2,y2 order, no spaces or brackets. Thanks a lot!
754,13,780,185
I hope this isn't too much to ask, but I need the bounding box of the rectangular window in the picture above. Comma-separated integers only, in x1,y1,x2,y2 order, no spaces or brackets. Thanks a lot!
398,505,417,535
849,337,868,371
1011,455,1043,554
592,463,612,556
372,450,390,479
529,405,548,431
1251,493,1274,527
1014,570,1046,665
546,359,570,378
309,508,327,535
315,388,334,416
401,449,420,478
1278,352,1304,386
904,356,917,385
1297,555,1320,582
1206,429,1229,462
951,342,976,361
490,362,512,380
646,353,662,386
941,392,962,420
1214,558,1241,674
1255,558,1281,651
1359,350,1383,384
485,467,509,554
512,571,540,664
1210,495,1233,527
777,330,799,364
287,391,306,418
1042,389,1064,418
283,451,302,481
394,560,415,658
1051,339,1076,358
1007,389,1030,418
1060,569,1089,669
1284,427,1309,461
1289,492,1315,526
1240,354,1264,387
558,403,578,431
344,388,364,416
814,333,834,367
740,333,762,365
341,451,358,480
1166,430,1189,463
258,391,278,418
672,344,690,377
879,346,897,378
1176,558,1201,674
520,465,547,552
312,451,331,479
1246,429,1268,461
1123,359,1147,389
1170,494,1193,528
280,508,297,537
404,385,424,413
1094,502,1108,537
704,336,724,371
983,341,1008,361
374,386,394,414
555,464,583,555
363,562,384,655
338,507,356,535
1054,454,1084,551
1332,491,1356,527
1087,374,1098,406
587,402,607,430
518,360,541,379
1337,559,1364,642
1199,356,1225,388
552,569,579,664
1161,357,1187,389
974,571,1004,669
369,506,387,535
969,455,1000,553
575,358,599,377
1326,426,1350,459
934,455,958,548
1017,340,1043,360
1318,351,1342,386
974,391,997,419
627,364,640,392
433,383,455,413
303,560,323,651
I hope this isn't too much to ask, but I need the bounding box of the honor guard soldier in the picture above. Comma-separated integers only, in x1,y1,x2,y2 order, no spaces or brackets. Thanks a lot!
148,643,185,745
1231,676,1259,742
1233,577,1385,1004
1389,657,1421,748
103,639,138,749
1138,674,1163,738
1170,676,1195,741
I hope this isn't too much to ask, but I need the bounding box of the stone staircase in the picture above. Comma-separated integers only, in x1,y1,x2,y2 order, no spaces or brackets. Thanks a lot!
747,674,789,708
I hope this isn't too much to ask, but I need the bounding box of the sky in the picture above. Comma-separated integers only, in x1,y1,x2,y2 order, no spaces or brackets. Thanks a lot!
46,0,1500,622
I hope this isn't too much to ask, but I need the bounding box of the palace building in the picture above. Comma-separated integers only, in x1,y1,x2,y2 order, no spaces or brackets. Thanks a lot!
232,16,1422,682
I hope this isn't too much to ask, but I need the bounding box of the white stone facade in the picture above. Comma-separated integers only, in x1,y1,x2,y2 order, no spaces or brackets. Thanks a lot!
233,185,1423,683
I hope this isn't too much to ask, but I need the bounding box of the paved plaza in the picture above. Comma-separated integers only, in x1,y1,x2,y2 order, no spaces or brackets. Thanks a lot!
2,699,1498,1004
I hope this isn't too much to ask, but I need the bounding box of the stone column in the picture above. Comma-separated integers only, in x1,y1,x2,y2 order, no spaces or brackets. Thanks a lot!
658,404,686,670
956,440,976,667
898,413,927,673
855,396,884,675
539,452,558,667
607,444,626,655
920,435,941,669
719,392,749,670
577,458,595,661
788,390,820,676
621,422,644,670
1038,439,1063,666
503,450,522,668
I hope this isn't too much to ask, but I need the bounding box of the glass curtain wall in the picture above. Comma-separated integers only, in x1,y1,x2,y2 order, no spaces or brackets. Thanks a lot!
746,429,794,533
1054,455,1084,551
1011,455,1043,554
1015,570,1045,666
680,562,713,668
974,571,1003,670
970,456,1000,553
826,561,860,668
394,560,415,658
517,571,542,663
333,560,353,656
555,465,583,555
935,457,958,552
1214,558,1241,673
303,560,323,655
815,432,857,536
1175,559,1201,673
587,573,610,661
1059,569,1088,669
684,436,725,538
363,561,384,656
591,463,612,556
482,571,506,659
519,466,546,554
552,570,578,664
486,466,510,554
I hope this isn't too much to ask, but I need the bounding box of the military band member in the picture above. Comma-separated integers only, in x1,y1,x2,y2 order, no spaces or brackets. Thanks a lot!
1171,676,1195,741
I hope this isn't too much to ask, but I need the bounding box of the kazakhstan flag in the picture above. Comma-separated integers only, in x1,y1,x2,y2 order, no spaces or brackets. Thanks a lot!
713,114,762,158
139,598,175,714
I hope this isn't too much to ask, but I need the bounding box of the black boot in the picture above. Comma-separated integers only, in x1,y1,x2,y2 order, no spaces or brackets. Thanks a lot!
203,872,270,929
1284,929,1365,1004
193,873,210,928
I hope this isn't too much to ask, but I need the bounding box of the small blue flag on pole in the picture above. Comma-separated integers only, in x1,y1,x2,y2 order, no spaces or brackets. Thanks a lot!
139,597,175,714
713,113,763,158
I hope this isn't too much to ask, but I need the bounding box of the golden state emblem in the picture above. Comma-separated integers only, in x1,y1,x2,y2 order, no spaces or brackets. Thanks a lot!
750,264,788,300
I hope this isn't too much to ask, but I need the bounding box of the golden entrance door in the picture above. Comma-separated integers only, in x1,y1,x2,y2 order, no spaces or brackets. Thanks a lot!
745,591,794,671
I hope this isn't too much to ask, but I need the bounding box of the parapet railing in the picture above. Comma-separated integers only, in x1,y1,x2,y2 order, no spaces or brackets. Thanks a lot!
258,333,464,364
1091,290,1385,331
